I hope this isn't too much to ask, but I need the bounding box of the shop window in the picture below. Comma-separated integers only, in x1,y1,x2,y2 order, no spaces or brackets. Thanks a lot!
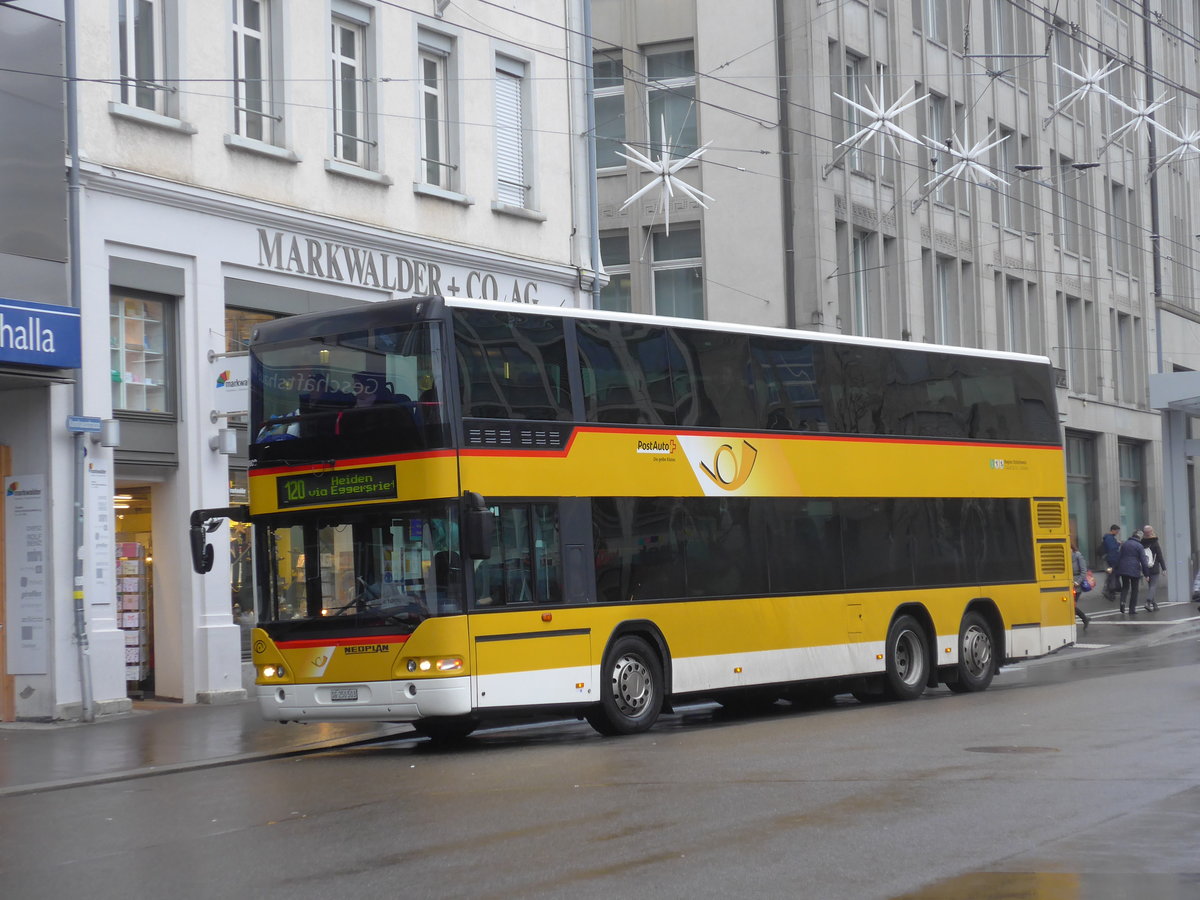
110,290,174,414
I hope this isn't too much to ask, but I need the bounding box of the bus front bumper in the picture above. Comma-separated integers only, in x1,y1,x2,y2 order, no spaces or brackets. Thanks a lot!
257,676,472,723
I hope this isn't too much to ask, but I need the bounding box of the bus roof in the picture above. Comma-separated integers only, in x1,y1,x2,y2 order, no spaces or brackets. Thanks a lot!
441,297,1054,368
253,293,1053,370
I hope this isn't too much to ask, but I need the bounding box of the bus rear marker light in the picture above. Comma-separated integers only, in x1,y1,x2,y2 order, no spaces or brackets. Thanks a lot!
733,667,743,674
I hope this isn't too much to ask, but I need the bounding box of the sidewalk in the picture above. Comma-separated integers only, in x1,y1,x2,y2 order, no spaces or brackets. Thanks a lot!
0,698,410,798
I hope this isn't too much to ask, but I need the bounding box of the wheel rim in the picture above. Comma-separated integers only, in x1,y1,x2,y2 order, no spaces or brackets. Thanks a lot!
961,624,992,678
611,652,653,717
893,629,923,687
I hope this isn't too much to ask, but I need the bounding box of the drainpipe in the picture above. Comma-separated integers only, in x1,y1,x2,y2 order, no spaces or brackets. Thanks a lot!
1142,0,1163,374
582,0,602,308
65,0,94,722
774,0,797,329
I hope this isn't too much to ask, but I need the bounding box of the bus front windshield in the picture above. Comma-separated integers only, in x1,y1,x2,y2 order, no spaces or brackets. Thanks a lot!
263,503,463,635
251,321,448,462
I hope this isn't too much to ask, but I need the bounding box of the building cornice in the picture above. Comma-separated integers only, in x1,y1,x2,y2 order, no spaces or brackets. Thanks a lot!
77,160,577,284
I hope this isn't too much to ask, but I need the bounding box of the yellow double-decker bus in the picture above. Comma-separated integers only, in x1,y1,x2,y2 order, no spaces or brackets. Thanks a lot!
191,296,1073,739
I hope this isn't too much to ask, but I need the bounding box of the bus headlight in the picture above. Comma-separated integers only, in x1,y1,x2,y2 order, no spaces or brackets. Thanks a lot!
261,664,286,679
404,657,463,674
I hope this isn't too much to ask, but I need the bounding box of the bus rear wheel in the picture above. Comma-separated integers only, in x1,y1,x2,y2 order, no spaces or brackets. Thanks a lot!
946,611,995,694
585,635,664,736
883,615,929,701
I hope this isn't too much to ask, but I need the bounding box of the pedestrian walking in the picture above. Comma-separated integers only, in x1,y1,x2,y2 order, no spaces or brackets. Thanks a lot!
1070,536,1090,629
1116,528,1151,615
1100,524,1122,601
1142,525,1165,612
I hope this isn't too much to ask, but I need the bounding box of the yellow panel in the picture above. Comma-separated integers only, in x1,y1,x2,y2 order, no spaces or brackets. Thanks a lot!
461,430,1067,500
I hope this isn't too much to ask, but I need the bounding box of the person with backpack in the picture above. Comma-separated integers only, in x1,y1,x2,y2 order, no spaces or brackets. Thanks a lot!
1141,525,1165,612
1099,524,1122,601
1070,536,1090,629
1116,528,1151,615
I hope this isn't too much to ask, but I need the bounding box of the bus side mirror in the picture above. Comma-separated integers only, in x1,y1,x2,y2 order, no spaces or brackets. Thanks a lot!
188,506,250,575
190,525,215,574
463,491,494,560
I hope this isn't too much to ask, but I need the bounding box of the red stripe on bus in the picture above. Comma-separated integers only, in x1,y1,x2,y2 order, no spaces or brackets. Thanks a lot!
251,449,456,477
275,635,411,649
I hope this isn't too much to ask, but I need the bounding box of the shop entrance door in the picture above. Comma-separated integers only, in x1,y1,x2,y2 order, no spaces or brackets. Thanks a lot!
114,487,154,697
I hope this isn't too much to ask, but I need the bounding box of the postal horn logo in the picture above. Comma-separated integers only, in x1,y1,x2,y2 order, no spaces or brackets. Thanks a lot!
699,440,758,491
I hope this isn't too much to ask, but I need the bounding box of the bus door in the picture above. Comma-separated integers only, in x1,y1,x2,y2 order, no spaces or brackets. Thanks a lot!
467,500,594,709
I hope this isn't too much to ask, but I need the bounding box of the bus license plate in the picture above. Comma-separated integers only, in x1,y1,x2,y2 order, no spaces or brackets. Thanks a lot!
330,688,358,702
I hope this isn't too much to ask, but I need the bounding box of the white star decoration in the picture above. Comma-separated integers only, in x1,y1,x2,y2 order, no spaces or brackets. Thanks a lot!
822,74,926,177
911,128,1009,212
1099,93,1173,158
1042,57,1123,129
618,117,714,235
1149,113,1200,179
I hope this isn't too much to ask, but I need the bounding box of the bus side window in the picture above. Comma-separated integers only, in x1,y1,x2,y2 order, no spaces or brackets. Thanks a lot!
470,503,562,607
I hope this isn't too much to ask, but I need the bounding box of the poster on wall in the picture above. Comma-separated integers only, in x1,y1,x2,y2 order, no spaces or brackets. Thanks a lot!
4,474,48,674
86,461,114,607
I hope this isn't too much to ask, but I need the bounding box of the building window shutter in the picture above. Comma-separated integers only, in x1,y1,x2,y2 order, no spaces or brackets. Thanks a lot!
495,69,526,207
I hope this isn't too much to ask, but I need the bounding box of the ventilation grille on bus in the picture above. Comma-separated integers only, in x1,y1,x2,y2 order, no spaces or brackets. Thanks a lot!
1035,502,1064,531
465,422,568,450
1039,543,1068,576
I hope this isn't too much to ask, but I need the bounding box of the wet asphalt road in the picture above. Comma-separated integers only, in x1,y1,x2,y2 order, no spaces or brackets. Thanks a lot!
2,613,1198,900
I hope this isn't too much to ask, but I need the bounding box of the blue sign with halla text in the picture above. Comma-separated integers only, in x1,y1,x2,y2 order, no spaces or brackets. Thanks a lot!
0,297,81,369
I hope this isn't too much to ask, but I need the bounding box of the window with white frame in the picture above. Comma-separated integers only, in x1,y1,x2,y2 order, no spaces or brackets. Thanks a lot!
1053,153,1082,254
986,0,1021,76
646,46,696,161
992,125,1021,228
932,253,958,344
851,230,873,335
1107,179,1133,273
1061,292,1088,392
593,51,626,169
841,53,867,171
915,0,949,44
1050,19,1076,106
232,0,279,143
598,233,631,313
926,92,951,203
330,3,375,166
495,55,530,208
117,0,175,116
651,228,703,319
418,31,457,189
997,275,1029,353
1115,312,1141,404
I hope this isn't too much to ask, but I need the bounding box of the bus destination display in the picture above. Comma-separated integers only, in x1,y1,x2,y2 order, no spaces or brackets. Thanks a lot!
276,466,397,509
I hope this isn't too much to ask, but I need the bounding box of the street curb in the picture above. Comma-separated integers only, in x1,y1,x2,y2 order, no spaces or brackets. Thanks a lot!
0,725,412,799
1010,612,1200,670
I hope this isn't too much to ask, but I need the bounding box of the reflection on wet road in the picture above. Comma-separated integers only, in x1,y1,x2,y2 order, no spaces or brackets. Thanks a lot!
893,636,1200,900
892,787,1200,900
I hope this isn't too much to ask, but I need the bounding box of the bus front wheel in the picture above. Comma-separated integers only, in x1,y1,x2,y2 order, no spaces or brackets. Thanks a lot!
883,615,929,701
946,611,995,694
586,635,664,736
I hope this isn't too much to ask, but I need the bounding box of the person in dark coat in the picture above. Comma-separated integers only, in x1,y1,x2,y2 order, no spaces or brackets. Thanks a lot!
1116,528,1151,615
1141,525,1165,612
1100,524,1122,601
